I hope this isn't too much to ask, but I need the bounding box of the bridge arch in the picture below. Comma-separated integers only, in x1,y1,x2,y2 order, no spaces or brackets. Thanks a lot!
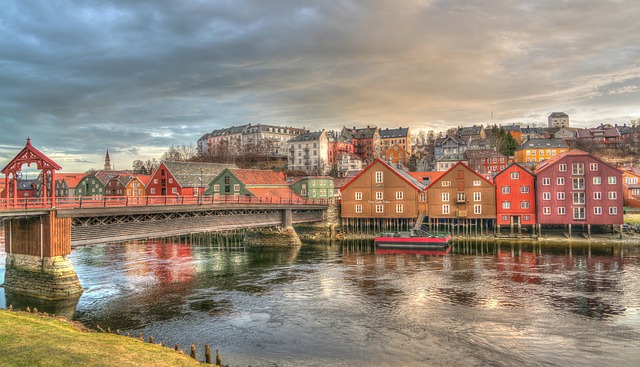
1,137,61,206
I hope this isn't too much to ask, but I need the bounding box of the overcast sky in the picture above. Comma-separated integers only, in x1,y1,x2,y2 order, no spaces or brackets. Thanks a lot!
1,0,639,173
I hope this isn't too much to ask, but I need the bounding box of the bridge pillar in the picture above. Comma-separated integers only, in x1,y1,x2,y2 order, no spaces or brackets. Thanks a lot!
2,211,83,300
243,209,301,247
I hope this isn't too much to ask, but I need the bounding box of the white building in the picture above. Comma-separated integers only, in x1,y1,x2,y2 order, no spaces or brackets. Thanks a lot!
548,112,569,128
288,131,330,175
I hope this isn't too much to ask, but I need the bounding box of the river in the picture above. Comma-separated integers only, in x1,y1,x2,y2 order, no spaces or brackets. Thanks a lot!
1,237,640,367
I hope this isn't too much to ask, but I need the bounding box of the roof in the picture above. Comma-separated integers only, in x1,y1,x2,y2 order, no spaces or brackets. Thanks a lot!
574,126,620,139
534,149,619,175
408,171,445,185
465,149,506,160
56,173,86,188
501,124,522,133
515,138,568,151
379,127,409,139
289,131,324,142
457,125,484,137
493,162,535,180
342,126,378,140
427,161,496,189
135,174,153,186
549,112,569,118
341,158,427,193
162,161,237,187
85,170,131,185
244,187,304,202
229,169,287,186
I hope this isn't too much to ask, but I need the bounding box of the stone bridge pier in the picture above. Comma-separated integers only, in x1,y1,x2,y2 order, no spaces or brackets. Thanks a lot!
2,212,83,300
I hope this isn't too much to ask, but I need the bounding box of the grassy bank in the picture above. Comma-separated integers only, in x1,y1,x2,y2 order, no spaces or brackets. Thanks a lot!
0,309,205,367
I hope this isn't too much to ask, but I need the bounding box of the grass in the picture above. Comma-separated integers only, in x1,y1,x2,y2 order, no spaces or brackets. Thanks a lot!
0,310,205,367
625,213,640,225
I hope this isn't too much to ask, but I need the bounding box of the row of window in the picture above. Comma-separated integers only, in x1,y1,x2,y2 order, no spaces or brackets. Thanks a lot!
500,185,530,194
501,201,530,209
541,206,617,218
441,180,483,187
540,191,616,201
355,204,404,213
525,149,558,156
442,204,482,215
441,192,482,202
540,176,615,186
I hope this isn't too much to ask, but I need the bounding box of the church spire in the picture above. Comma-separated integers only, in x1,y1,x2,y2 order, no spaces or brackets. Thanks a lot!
105,149,112,170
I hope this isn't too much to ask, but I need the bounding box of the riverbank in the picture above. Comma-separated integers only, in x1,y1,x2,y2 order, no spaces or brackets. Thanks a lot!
0,309,207,367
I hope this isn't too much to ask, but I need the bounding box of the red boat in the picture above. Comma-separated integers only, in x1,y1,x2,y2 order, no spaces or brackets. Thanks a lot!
376,247,452,256
374,229,451,248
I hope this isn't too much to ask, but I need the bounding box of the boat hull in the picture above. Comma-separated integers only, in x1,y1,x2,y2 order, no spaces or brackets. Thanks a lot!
374,234,452,248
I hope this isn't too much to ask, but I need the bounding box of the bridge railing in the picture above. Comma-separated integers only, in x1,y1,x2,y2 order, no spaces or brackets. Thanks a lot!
0,195,334,210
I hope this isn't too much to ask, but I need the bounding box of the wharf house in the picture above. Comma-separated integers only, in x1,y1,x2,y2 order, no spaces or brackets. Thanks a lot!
147,161,236,197
384,144,411,166
206,168,301,202
494,163,537,235
287,131,330,175
533,149,623,238
75,170,132,198
34,172,85,199
379,127,412,156
104,173,152,198
288,176,334,200
339,159,428,233
425,161,497,236
514,137,569,165
620,167,640,207
341,126,381,164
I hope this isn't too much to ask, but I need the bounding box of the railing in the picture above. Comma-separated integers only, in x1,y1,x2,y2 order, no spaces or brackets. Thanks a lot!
0,195,335,210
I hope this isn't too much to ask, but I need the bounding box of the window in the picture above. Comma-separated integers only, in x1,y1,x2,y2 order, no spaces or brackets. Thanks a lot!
572,163,584,175
558,207,566,215
396,204,404,213
594,192,602,200
213,184,220,192
573,207,586,220
376,191,384,200
557,177,565,185
593,176,602,185
557,192,565,200
234,184,240,192
502,215,509,221
376,205,384,213
154,179,158,184
520,201,530,209
375,171,383,183
355,192,362,200
169,178,173,184
573,192,585,204
543,192,550,200
473,180,481,186
420,193,426,202
396,191,404,200
442,192,450,202
442,181,451,187
511,172,520,179
502,201,511,209
457,192,466,202
521,186,530,193
559,164,567,172
594,207,602,215
442,204,450,214
532,150,536,156
608,191,617,200
524,215,531,221
608,176,617,184
609,207,618,215
150,188,156,194
542,178,550,186
572,178,585,190
474,192,481,201
543,207,551,215
502,186,511,194
355,205,362,213
474,204,481,214
172,187,177,194
590,163,598,171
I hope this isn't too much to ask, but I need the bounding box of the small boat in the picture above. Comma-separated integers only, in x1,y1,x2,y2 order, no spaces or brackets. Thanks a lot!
374,229,451,248
375,247,451,256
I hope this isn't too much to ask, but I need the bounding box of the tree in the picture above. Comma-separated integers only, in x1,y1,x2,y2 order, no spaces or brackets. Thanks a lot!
160,144,198,162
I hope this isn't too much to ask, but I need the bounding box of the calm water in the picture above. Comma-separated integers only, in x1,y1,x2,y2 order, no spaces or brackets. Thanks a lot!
2,238,640,367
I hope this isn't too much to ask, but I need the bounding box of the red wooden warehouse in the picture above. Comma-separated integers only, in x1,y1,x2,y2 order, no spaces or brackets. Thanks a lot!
494,162,536,235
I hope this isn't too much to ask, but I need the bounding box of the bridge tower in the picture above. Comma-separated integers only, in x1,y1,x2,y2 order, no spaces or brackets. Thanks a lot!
1,139,82,299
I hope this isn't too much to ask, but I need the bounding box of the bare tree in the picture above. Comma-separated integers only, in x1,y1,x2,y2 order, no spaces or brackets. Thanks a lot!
161,144,198,162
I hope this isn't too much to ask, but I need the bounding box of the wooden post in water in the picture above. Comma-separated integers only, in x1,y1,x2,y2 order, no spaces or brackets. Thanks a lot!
205,344,212,364
190,343,197,359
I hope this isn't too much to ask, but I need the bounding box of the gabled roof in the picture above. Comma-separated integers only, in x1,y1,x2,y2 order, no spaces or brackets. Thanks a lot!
162,161,237,187
534,149,619,175
515,138,568,151
549,112,568,118
427,161,496,189
493,162,535,180
57,173,86,188
379,127,409,139
86,170,131,185
342,126,378,140
457,125,484,137
228,169,288,186
289,131,325,142
134,174,153,186
341,158,426,193
574,126,620,139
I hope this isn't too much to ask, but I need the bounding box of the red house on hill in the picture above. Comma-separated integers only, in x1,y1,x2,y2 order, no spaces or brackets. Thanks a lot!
534,149,623,237
494,163,536,234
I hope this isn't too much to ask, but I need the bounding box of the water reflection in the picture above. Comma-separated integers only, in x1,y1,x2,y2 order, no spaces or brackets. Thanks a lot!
1,236,640,366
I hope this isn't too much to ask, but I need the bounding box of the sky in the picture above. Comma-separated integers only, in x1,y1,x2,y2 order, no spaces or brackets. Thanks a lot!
1,0,639,173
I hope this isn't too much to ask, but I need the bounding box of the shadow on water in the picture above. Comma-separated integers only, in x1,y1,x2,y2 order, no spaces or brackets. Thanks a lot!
4,291,81,319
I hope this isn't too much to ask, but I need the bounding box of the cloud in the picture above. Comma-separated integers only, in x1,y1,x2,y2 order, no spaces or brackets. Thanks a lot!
1,0,639,171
